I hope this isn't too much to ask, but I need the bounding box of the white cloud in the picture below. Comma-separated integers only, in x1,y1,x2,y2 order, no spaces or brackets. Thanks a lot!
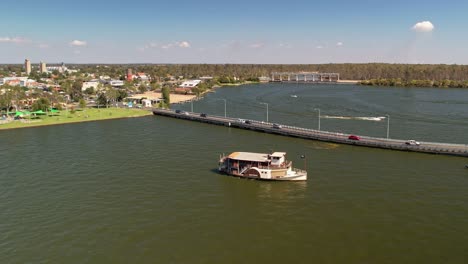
142,41,191,50
250,42,265,49
336,42,343,46
177,41,191,48
316,45,324,49
0,37,29,43
412,21,434,32
69,40,87,47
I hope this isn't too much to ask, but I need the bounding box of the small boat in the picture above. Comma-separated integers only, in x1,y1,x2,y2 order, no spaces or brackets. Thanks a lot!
218,152,307,181
465,164,468,169
290,94,298,98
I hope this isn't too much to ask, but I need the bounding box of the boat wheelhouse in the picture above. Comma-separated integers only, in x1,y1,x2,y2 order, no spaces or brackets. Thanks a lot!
218,152,307,181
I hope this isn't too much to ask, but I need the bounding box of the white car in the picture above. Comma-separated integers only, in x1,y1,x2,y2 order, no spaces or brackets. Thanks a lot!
405,140,420,146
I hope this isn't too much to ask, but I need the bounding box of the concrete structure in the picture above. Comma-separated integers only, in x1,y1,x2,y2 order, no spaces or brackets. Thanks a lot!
153,108,468,158
39,62,47,73
271,72,340,82
24,59,31,75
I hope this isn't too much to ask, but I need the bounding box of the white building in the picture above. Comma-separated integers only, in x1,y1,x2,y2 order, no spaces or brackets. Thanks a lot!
109,80,124,87
82,81,100,91
180,80,201,88
0,77,28,86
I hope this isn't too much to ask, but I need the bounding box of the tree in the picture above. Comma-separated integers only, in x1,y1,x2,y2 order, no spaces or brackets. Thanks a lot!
70,80,83,101
150,82,160,91
79,98,86,109
105,86,119,107
162,86,170,105
84,87,95,95
0,85,26,112
32,97,50,111
138,84,147,94
97,93,107,107
0,86,14,113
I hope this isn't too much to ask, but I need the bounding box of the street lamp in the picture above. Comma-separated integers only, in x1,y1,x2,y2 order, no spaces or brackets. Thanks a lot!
314,108,320,131
260,102,269,123
190,99,194,112
386,114,390,139
216,98,226,117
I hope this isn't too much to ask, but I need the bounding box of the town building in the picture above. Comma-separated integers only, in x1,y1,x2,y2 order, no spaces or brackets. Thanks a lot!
135,72,150,82
109,80,124,87
82,80,100,91
39,62,47,73
126,69,133,81
25,59,31,75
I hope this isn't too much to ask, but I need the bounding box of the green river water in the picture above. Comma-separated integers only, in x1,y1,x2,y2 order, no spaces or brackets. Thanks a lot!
1,84,467,263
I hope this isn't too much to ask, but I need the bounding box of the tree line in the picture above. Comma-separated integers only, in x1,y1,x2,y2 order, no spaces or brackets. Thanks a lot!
55,63,468,82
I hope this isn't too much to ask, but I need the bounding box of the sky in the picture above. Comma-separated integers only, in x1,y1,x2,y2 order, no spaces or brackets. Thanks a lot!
1,0,468,64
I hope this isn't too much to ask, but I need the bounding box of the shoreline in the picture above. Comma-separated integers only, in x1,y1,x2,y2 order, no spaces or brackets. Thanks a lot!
0,108,152,131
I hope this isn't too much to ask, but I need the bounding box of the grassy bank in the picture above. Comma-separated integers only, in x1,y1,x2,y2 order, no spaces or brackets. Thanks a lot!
0,107,152,130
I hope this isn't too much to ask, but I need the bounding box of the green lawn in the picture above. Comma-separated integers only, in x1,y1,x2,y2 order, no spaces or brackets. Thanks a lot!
0,107,152,130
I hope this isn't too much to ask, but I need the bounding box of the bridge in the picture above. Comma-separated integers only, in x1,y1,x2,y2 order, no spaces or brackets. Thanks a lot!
271,72,340,82
152,108,468,157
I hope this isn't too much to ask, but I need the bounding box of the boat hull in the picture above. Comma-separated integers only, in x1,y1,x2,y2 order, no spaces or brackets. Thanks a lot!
218,168,307,181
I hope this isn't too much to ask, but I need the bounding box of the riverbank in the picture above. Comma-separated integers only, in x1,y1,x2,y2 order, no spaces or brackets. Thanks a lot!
0,107,151,130
133,91,198,104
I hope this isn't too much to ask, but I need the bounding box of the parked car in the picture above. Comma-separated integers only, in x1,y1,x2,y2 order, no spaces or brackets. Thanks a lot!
405,140,420,146
348,135,360,140
175,109,182,114
200,113,207,117
273,123,282,129
237,119,246,123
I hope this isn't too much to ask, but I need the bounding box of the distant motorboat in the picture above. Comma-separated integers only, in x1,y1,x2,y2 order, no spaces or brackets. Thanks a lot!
290,95,298,98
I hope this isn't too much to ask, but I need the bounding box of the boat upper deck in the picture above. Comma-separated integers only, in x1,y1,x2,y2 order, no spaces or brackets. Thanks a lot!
228,152,270,162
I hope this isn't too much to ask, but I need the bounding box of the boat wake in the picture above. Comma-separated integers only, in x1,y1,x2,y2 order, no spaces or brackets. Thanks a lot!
322,115,387,121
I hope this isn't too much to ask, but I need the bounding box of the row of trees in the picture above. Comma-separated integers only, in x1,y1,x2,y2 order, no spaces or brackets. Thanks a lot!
360,78,468,88
3,63,468,82
60,63,468,83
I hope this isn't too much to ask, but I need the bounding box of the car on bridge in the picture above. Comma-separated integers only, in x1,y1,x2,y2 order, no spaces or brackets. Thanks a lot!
348,135,360,140
405,140,420,146
200,113,207,117
273,124,283,129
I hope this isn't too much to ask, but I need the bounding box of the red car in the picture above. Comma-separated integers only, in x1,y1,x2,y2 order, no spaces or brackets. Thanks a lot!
348,135,360,140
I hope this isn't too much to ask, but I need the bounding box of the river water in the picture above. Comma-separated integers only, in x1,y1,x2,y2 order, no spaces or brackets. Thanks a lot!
1,84,467,263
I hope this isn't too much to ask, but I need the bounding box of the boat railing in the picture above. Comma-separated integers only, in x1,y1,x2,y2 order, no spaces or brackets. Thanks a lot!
292,168,307,174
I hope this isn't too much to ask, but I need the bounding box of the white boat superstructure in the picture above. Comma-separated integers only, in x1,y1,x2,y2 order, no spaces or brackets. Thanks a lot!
218,152,307,181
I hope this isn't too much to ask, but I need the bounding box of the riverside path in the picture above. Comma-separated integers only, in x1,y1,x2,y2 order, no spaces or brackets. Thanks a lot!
152,108,468,157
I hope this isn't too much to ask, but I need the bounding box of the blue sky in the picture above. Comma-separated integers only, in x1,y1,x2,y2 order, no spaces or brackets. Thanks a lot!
1,0,468,64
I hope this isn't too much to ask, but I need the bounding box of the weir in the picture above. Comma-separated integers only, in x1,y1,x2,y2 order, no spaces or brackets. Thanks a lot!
152,108,468,157
270,72,340,82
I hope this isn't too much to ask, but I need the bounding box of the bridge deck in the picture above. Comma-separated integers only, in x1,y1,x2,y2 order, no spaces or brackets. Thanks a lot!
152,109,468,157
